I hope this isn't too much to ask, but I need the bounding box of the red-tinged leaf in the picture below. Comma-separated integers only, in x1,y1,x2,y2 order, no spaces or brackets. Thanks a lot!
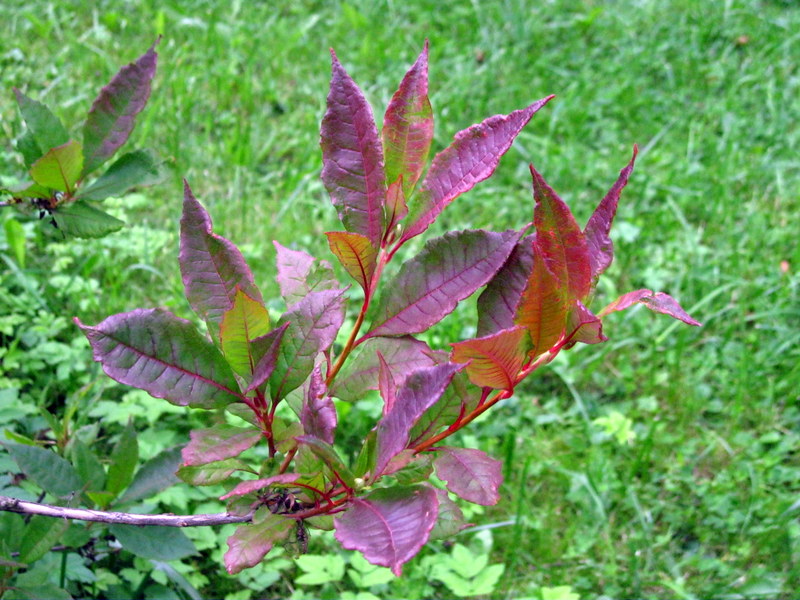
433,446,502,506
269,289,347,402
82,43,158,176
334,485,438,576
599,289,701,326
29,140,83,194
429,488,470,541
515,240,569,358
531,164,592,302
374,362,464,478
321,49,386,248
331,336,436,402
225,512,294,575
295,435,356,489
384,176,408,240
382,41,433,199
177,458,253,486
302,367,337,444
367,229,521,338
400,96,553,243
377,352,397,416
565,301,607,346
409,367,480,446
450,325,529,390
220,474,301,500
273,241,339,307
325,231,377,293
246,323,290,393
180,182,263,338
181,423,262,467
220,288,271,377
584,146,638,279
76,308,242,408
476,235,535,336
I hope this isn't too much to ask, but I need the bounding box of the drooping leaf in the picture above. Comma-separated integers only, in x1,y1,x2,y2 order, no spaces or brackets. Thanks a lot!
246,323,290,393
52,202,125,238
19,517,70,564
331,336,436,403
301,366,337,444
76,308,243,409
77,149,164,201
225,512,294,575
29,140,83,193
476,235,535,336
110,524,196,561
106,420,138,497
514,240,569,358
269,288,346,402
584,145,638,280
433,446,502,506
598,289,701,326
374,362,463,478
295,435,356,489
180,182,263,337
409,366,480,446
82,43,158,176
220,288,271,377
367,229,521,338
325,231,378,293
181,424,262,467
273,241,339,307
564,301,607,346
450,325,529,390
321,49,387,248
334,485,438,576
220,474,302,500
177,458,253,486
429,488,470,541
13,89,69,156
5,443,82,498
118,446,182,504
400,96,553,243
382,41,433,198
531,164,591,302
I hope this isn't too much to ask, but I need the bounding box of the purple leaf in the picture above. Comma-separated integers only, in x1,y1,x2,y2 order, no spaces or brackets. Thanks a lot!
82,42,158,176
321,49,386,248
450,325,529,390
181,424,262,467
400,96,553,243
225,512,294,575
177,459,253,486
273,241,339,307
246,323,290,393
301,366,337,444
409,367,480,446
531,164,592,302
433,446,502,506
374,362,463,478
377,352,397,416
269,289,347,402
476,235,535,336
366,229,521,338
598,289,701,326
335,485,438,576
564,301,607,346
220,473,301,501
330,336,436,403
584,146,638,280
384,177,409,240
75,308,242,409
382,41,433,199
180,182,263,338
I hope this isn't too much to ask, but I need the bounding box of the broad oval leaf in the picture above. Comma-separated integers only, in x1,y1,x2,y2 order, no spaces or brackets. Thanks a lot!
30,140,83,193
269,288,347,402
180,182,263,337
181,424,262,467
400,96,553,243
321,49,386,248
433,446,502,506
367,229,521,338
5,443,82,498
76,308,243,409
77,149,164,201
220,288,271,376
273,241,339,307
334,485,438,576
82,43,158,176
598,289,701,326
325,231,378,293
110,524,196,561
52,202,125,239
382,41,433,199
225,513,294,575
450,325,529,390
429,488,470,541
584,145,638,280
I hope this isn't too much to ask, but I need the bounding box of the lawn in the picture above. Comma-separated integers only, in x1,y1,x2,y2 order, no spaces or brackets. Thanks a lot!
1,0,799,598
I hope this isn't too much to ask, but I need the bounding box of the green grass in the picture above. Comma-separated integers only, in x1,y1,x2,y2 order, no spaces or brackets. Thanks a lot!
1,0,799,598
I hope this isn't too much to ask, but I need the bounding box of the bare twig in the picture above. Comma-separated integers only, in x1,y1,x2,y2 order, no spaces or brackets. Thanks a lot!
0,495,253,527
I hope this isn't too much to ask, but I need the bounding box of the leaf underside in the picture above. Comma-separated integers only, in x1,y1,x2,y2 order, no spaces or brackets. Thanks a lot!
433,446,503,506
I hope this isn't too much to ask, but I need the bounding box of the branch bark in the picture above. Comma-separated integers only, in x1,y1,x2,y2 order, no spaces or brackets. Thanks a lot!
0,495,253,527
